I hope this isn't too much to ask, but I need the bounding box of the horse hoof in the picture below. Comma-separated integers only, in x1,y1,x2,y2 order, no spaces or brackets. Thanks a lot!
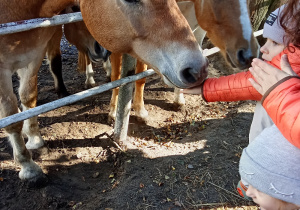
107,115,115,125
105,76,111,82
135,109,148,121
25,173,48,188
85,82,96,89
136,116,148,124
25,134,45,150
108,110,116,125
57,90,70,98
174,100,185,107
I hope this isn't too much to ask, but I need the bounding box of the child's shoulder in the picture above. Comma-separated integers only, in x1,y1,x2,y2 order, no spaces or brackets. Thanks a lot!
285,45,300,69
269,45,300,71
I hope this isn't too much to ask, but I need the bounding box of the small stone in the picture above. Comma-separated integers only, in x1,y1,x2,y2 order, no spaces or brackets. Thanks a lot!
92,172,100,178
187,164,194,169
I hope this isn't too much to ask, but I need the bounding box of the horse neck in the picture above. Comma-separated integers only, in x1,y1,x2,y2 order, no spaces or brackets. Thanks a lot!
39,0,78,17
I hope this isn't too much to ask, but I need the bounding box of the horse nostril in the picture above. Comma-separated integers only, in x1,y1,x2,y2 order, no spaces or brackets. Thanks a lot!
182,68,198,83
237,48,247,65
94,42,111,61
237,48,256,67
94,42,102,55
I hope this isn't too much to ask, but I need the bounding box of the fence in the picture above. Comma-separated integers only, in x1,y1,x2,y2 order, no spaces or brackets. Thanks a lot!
0,13,263,142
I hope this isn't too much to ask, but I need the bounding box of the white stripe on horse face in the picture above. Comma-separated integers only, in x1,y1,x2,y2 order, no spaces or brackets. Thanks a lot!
239,0,252,43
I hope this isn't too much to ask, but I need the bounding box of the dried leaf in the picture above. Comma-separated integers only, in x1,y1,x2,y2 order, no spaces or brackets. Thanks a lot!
140,183,144,188
72,202,82,209
174,200,181,207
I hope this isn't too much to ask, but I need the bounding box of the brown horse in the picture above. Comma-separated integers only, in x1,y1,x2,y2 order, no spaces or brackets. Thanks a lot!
108,0,260,122
0,0,206,185
46,6,111,98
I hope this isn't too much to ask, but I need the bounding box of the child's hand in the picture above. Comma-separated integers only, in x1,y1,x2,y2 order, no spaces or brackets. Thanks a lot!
180,85,203,95
248,55,298,95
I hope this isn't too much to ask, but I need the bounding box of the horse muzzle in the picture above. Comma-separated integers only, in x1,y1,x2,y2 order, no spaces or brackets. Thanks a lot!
162,56,209,89
226,48,255,70
88,42,111,63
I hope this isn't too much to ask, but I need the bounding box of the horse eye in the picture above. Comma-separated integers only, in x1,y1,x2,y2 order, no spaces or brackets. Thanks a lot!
124,0,140,3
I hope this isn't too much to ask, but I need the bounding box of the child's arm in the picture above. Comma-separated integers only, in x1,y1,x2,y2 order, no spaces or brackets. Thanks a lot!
262,77,300,148
201,49,299,102
202,71,262,102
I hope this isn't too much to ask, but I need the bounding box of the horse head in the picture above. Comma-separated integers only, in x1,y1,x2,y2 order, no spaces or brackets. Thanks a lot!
80,0,208,89
193,0,259,69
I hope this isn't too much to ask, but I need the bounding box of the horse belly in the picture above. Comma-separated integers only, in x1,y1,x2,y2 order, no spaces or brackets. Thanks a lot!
0,46,47,72
0,29,53,72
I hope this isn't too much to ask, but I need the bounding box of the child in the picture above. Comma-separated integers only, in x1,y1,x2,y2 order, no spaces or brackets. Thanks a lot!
249,0,300,148
183,4,300,200
239,124,300,210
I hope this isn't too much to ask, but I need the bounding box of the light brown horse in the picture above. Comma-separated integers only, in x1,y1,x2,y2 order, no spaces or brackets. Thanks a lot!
0,0,206,185
108,0,260,122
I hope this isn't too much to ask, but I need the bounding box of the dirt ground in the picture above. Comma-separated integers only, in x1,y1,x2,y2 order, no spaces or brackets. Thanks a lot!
0,37,259,210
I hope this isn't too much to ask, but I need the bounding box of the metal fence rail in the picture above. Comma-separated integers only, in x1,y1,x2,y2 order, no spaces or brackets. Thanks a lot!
0,12,82,35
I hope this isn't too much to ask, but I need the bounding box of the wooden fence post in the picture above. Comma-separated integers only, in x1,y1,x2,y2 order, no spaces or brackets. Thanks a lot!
113,54,136,143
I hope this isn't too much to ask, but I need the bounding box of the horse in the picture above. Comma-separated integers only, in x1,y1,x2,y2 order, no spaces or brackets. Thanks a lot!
0,0,207,185
108,0,260,122
46,6,111,98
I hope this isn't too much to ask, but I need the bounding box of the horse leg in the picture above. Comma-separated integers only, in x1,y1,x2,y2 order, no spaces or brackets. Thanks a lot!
173,87,185,106
77,51,97,89
108,52,122,123
103,58,112,82
46,26,69,98
17,59,45,150
132,60,148,120
83,53,96,89
0,70,44,182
